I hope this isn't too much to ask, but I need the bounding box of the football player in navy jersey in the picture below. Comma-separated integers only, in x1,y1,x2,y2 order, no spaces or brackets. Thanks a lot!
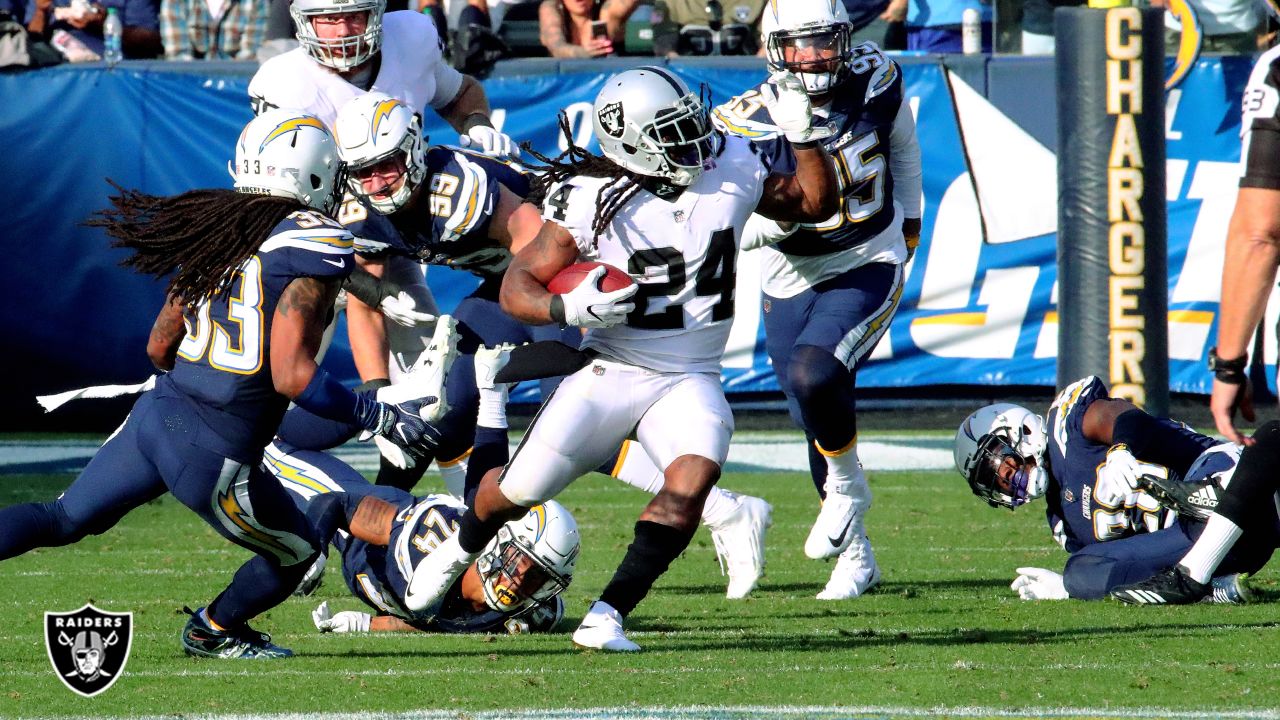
953,376,1279,602
713,1,923,600
0,110,441,659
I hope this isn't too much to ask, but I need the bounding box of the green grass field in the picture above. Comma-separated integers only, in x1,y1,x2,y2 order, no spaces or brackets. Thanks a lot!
1,464,1277,719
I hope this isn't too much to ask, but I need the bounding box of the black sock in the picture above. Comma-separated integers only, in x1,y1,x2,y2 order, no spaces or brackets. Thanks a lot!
464,426,509,506
375,452,430,492
457,507,508,554
599,520,696,617
1216,421,1280,530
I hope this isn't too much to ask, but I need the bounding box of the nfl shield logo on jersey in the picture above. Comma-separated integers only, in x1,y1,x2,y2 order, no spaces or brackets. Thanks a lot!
598,102,626,139
45,604,132,697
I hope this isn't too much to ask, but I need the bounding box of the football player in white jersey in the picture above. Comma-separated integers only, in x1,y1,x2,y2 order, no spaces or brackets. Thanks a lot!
713,2,923,600
248,0,517,489
400,65,839,651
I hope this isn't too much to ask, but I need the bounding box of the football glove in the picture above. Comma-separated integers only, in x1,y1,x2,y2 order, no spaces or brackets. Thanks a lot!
379,291,436,328
352,390,437,450
1011,567,1069,600
1096,444,1168,508
312,601,372,633
758,70,834,145
458,125,519,160
557,265,638,329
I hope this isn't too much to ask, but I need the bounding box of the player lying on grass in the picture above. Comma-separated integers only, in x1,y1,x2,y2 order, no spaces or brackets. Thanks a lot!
953,376,1278,602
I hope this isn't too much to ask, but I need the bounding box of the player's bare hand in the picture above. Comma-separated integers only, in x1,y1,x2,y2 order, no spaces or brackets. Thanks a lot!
1211,378,1256,446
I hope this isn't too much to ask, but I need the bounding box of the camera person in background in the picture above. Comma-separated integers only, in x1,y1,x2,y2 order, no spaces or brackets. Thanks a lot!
652,0,765,56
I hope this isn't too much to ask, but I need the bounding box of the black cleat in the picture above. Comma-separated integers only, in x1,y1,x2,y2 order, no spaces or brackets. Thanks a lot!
1111,566,1211,605
1136,474,1220,520
180,607,293,659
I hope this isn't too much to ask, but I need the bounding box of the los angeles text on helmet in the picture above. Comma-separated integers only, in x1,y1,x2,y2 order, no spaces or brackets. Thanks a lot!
52,617,125,628
1104,7,1147,408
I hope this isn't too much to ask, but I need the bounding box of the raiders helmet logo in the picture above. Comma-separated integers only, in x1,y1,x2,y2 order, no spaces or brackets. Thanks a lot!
734,4,750,22
597,101,626,139
45,604,132,697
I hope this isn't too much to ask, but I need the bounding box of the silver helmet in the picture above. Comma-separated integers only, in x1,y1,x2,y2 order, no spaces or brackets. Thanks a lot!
592,66,716,187
954,403,1049,509
290,0,386,71
476,500,580,614
334,92,427,214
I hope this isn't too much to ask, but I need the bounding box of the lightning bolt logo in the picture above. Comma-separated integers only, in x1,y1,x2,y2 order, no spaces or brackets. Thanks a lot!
215,484,298,559
371,98,402,138
529,504,547,542
260,116,329,154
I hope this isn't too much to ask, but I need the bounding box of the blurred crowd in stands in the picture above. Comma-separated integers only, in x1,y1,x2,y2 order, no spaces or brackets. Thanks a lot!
0,0,1274,69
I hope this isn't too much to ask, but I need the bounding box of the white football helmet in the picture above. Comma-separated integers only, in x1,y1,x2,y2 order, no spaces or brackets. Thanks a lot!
592,66,717,187
334,92,427,214
954,403,1049,510
291,0,386,71
233,109,346,216
761,0,853,95
476,500,580,614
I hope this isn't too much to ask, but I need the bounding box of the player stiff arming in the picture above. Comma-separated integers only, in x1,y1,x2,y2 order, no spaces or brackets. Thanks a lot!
401,65,838,651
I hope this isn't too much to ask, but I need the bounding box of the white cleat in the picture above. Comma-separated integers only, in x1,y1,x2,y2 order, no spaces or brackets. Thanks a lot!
816,534,881,600
474,343,515,391
804,474,872,560
710,495,773,599
403,532,479,613
572,601,640,652
378,315,460,424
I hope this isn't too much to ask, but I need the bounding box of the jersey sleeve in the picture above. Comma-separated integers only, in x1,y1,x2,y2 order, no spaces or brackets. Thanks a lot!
333,194,412,258
260,214,356,280
712,84,794,175
248,54,316,116
539,176,598,256
1048,376,1110,460
1240,46,1280,189
888,95,922,219
415,12,464,110
428,148,502,245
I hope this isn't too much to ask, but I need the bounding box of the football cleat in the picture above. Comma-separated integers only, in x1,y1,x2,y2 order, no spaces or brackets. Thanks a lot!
572,601,640,652
1111,565,1211,605
180,607,293,659
1209,573,1254,605
709,494,773,599
403,532,479,613
804,473,871,560
474,343,516,391
816,534,881,600
1135,474,1220,521
375,315,460,426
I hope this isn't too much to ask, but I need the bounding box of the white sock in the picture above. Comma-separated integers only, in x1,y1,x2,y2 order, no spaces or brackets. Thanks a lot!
1179,513,1243,584
608,439,740,528
816,437,867,496
436,449,470,499
477,386,509,429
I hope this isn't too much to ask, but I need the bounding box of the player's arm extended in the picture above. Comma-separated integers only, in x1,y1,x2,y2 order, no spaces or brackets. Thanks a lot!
754,143,839,223
1082,398,1205,475
345,255,391,383
489,189,545,255
498,219,580,325
369,616,420,632
270,275,344,398
147,295,187,371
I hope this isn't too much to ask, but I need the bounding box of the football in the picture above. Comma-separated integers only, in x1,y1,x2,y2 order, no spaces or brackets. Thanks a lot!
546,261,634,295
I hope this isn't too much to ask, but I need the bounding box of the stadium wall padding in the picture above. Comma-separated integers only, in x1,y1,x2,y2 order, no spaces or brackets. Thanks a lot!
0,55,1260,428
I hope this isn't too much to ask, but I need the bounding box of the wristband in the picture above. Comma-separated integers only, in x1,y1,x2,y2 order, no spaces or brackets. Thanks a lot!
461,112,494,133
1208,347,1247,385
342,268,390,307
790,140,819,150
294,368,360,423
549,294,567,326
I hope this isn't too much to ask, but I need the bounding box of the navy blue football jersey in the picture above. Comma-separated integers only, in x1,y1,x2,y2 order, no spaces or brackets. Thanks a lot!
166,210,354,459
713,42,904,257
1043,377,1216,553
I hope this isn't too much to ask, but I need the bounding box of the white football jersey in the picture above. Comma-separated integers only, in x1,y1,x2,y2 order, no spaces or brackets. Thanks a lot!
541,135,770,373
247,11,464,127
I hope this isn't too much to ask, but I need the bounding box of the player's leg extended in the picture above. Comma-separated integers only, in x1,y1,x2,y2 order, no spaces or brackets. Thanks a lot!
0,402,165,559
574,372,732,651
597,439,773,599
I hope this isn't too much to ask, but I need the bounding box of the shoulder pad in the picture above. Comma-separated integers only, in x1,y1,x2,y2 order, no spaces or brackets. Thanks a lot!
261,211,355,278
426,148,498,243
713,85,783,140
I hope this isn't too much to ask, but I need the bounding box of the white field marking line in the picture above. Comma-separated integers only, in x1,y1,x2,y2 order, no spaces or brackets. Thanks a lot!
12,705,1280,720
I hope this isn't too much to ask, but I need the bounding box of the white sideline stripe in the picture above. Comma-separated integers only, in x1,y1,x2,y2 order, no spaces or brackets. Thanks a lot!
16,705,1279,720
0,434,956,474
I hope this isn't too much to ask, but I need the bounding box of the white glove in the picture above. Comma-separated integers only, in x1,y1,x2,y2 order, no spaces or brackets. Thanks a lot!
557,265,638,329
379,291,436,328
757,71,834,145
312,601,373,633
1096,444,1167,507
740,213,798,251
459,125,519,160
1010,567,1070,600
373,434,416,470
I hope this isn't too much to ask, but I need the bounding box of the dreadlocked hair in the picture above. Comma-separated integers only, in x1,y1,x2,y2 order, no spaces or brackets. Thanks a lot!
522,112,645,248
87,182,305,306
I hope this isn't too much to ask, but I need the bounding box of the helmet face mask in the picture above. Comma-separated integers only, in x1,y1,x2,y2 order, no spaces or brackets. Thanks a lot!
954,403,1049,510
233,109,347,216
761,1,854,95
475,501,579,614
593,67,718,187
290,0,386,71
334,93,426,214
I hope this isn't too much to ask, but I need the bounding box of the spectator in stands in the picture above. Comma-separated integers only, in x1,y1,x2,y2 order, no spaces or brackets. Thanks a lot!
1152,0,1259,54
160,0,267,59
883,0,991,53
651,0,764,56
1020,0,1083,55
23,0,160,59
843,0,893,46
538,0,640,58
420,0,487,46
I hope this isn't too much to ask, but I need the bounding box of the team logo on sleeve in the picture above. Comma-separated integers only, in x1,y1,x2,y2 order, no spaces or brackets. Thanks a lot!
44,604,132,697
597,102,626,139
